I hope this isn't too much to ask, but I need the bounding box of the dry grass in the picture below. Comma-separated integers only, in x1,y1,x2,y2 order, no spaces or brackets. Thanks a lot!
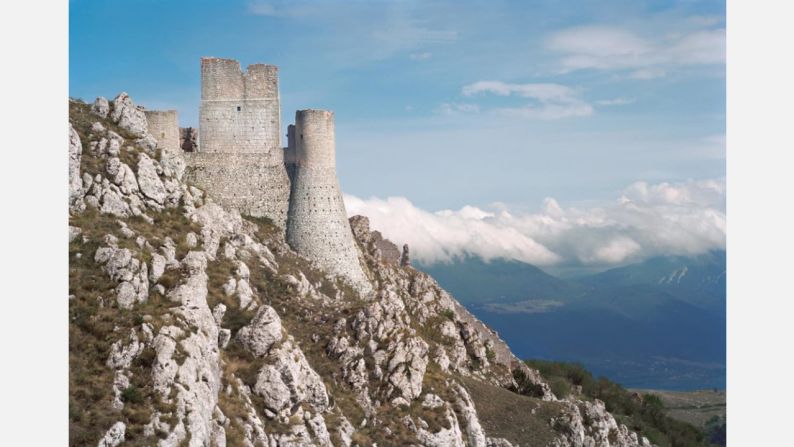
460,376,564,447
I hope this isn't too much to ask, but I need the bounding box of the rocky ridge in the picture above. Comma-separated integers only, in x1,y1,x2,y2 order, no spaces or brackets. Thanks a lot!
69,93,652,447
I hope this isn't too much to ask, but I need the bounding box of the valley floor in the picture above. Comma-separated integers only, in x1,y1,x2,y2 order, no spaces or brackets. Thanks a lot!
630,389,726,429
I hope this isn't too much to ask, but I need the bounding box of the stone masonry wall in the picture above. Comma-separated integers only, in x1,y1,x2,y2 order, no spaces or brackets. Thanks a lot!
286,110,371,293
183,152,290,229
199,57,281,158
144,110,179,150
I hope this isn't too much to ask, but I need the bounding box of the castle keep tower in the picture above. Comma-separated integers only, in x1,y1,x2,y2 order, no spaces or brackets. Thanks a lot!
183,57,291,228
285,110,372,293
199,58,280,155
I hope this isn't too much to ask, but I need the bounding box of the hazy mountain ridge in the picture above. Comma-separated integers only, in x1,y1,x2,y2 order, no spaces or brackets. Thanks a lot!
417,253,726,390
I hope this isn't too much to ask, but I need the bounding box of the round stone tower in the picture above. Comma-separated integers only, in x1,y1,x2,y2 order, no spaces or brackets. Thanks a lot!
286,110,372,294
144,110,179,151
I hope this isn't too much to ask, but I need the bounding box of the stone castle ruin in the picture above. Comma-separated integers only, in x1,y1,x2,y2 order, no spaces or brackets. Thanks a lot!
145,57,371,293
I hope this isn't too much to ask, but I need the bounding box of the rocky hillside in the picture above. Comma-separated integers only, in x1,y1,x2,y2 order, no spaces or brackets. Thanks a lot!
69,93,654,447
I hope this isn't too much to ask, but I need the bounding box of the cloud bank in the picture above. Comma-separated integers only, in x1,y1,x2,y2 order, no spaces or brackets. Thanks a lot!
344,179,725,268
546,25,725,78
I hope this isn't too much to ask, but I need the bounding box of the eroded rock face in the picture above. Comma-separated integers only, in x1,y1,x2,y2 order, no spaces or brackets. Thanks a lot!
551,399,652,447
69,124,85,213
94,236,149,309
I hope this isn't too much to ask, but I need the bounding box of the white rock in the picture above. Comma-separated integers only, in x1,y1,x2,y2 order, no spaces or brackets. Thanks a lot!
100,188,130,217
212,303,227,324
115,282,137,309
68,124,85,212
109,92,148,137
236,279,254,309
149,253,166,283
106,331,143,370
91,96,110,119
186,232,198,248
97,421,125,447
236,305,283,357
222,278,236,296
137,153,167,204
253,365,292,413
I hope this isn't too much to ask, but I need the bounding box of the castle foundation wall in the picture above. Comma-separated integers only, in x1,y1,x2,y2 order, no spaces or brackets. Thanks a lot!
184,152,290,228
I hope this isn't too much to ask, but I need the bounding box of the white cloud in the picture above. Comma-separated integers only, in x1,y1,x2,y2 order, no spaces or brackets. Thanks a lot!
546,24,725,77
438,102,480,115
344,178,725,268
460,81,593,119
595,97,634,106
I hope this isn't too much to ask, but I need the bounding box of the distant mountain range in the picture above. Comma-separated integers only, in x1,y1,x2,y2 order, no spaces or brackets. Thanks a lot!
416,251,726,390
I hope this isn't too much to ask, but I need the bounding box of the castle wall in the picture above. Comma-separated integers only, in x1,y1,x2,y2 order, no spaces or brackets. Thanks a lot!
199,57,281,159
184,152,290,228
144,110,180,151
286,110,371,293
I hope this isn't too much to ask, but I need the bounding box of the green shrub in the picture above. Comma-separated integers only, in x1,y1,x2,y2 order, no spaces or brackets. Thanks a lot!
511,368,547,398
121,386,144,404
548,376,571,399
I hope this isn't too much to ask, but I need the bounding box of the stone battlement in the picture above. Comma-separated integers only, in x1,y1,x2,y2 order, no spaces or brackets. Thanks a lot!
200,57,279,101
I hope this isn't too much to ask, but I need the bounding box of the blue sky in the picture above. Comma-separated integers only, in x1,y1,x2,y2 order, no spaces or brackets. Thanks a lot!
70,0,725,269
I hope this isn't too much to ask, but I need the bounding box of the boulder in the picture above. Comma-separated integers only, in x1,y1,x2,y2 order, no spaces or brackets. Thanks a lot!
236,305,283,357
110,92,148,137
136,153,167,204
91,96,110,119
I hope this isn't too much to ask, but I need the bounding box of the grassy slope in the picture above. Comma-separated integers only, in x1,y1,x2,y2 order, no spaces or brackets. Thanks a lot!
461,376,563,446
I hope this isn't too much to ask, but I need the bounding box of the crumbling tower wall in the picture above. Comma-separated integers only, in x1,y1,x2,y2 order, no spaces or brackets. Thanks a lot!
286,110,372,293
184,57,290,229
144,110,180,151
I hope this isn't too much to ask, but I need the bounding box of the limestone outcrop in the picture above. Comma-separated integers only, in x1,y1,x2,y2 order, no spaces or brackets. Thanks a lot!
69,94,653,447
